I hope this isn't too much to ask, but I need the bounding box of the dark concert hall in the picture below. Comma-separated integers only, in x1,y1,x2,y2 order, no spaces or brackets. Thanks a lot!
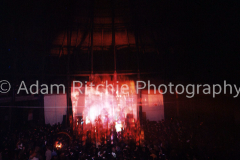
1,0,240,159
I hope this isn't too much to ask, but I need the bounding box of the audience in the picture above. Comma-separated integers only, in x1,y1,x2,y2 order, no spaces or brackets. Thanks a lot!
0,118,237,160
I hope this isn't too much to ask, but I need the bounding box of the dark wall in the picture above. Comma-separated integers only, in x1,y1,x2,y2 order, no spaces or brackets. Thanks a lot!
164,93,237,127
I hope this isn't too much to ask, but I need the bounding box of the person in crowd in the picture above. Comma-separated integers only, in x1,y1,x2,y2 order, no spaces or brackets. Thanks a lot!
45,146,52,160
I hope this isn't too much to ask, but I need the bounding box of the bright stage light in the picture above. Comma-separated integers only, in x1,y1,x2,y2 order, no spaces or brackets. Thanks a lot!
71,76,138,130
115,122,122,132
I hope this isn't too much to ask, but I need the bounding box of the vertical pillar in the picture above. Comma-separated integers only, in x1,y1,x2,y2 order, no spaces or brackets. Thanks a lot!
112,0,117,127
41,55,45,125
90,0,95,81
129,0,141,122
67,27,72,127
91,23,94,81
112,0,116,75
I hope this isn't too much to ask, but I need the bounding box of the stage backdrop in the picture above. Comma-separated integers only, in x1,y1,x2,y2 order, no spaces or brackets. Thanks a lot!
44,94,67,125
142,90,164,121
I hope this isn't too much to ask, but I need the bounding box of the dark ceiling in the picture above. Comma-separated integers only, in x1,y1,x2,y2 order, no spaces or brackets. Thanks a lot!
1,0,240,84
